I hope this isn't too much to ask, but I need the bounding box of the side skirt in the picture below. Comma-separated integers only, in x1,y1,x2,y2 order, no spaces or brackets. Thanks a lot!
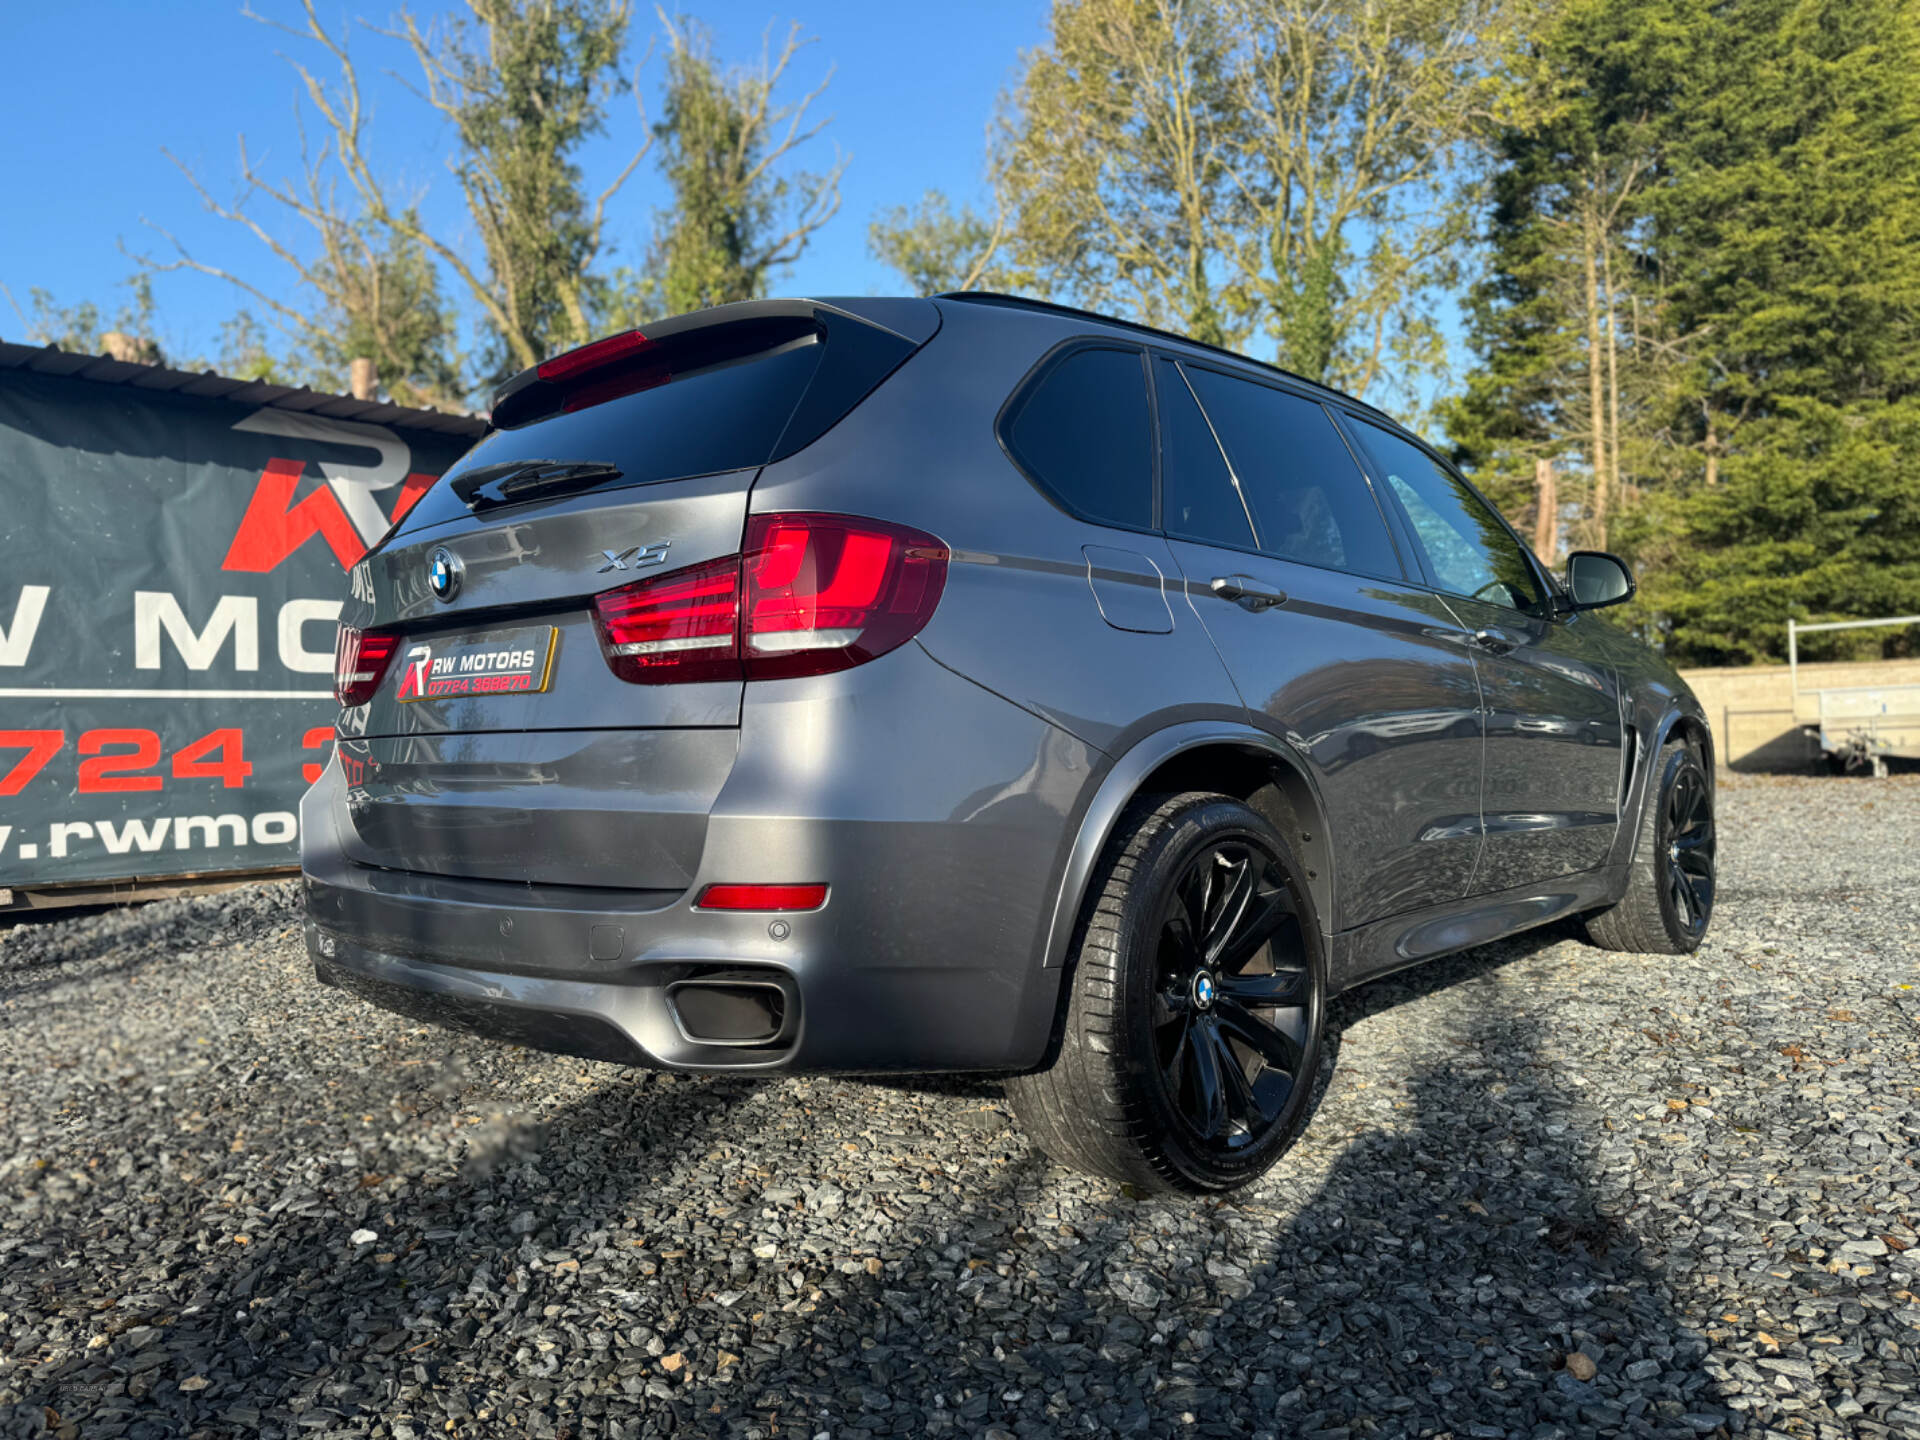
1329,865,1626,993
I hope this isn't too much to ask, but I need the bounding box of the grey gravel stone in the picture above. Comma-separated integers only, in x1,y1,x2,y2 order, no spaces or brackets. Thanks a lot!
1,771,1917,1439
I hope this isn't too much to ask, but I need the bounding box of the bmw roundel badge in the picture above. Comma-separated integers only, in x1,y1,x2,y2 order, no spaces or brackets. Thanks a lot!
427,546,463,601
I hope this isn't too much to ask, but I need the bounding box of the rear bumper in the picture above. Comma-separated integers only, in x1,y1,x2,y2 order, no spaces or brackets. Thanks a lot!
301,644,1098,1072
302,838,1064,1073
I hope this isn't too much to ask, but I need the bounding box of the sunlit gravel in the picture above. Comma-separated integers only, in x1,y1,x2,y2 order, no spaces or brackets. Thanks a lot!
2,773,1917,1439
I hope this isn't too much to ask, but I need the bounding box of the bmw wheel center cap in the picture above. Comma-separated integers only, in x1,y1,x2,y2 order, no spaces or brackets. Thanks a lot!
1193,972,1217,1009
428,546,463,601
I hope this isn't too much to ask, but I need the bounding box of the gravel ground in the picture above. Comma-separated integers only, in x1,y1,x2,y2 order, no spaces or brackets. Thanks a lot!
1,774,1917,1440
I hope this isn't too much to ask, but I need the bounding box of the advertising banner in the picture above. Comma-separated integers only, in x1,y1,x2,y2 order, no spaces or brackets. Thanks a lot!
0,370,475,890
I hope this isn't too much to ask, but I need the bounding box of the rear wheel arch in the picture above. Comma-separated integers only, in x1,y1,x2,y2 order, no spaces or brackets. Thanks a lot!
1040,724,1337,973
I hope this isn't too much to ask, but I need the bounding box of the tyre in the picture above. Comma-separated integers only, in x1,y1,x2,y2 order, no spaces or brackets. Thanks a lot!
1007,791,1326,1194
1583,739,1716,953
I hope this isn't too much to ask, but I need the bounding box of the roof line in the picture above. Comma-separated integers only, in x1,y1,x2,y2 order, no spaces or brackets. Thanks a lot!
0,340,490,438
934,291,1401,427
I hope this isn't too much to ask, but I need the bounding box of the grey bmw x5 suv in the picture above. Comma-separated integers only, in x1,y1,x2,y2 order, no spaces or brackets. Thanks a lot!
304,293,1717,1193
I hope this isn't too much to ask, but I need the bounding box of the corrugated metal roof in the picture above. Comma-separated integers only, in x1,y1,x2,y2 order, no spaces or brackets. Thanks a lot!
0,341,490,438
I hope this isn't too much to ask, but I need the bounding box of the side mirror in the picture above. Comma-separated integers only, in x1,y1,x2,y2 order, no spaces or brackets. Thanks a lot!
1563,550,1635,611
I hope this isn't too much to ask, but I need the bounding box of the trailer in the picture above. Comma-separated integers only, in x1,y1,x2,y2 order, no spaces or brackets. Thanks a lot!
1789,615,1920,776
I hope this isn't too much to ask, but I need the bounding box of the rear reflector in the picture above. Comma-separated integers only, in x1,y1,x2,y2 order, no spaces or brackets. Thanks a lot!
694,883,828,911
590,512,948,685
333,626,399,707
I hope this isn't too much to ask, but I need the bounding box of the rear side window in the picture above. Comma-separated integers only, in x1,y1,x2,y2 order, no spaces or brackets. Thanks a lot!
1157,358,1255,548
1001,346,1153,530
1183,368,1402,578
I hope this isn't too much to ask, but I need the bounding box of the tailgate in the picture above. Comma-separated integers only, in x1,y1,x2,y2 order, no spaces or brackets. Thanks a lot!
341,468,754,738
326,297,937,883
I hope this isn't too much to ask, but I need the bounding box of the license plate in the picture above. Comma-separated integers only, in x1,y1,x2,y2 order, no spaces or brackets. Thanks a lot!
395,625,558,702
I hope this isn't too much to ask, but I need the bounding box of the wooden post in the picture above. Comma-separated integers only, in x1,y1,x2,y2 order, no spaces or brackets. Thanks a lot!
101,332,156,365
1532,458,1558,564
348,357,377,401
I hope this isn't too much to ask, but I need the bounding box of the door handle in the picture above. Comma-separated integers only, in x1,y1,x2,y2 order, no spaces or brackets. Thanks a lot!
1471,627,1520,654
1210,575,1288,612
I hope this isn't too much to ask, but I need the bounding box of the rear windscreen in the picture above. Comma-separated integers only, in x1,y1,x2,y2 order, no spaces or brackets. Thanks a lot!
393,312,925,537
397,332,822,535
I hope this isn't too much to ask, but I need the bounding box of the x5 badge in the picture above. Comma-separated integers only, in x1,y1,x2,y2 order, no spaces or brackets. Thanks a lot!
597,540,672,572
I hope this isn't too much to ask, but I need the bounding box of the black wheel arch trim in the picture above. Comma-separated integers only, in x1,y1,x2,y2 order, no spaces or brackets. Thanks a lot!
1616,704,1714,873
1040,721,1337,969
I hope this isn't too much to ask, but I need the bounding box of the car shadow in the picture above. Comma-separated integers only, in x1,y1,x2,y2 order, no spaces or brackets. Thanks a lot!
647,916,1732,1435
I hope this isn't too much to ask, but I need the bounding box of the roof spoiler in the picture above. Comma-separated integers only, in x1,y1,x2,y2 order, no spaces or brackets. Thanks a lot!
490,297,941,428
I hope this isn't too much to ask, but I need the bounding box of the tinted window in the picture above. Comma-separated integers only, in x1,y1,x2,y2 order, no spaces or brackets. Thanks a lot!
1157,358,1255,548
1184,368,1401,578
1349,420,1542,613
1003,347,1153,529
401,336,826,534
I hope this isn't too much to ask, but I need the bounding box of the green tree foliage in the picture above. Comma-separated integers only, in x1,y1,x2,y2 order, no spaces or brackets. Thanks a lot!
1442,0,1696,529
1451,0,1920,663
996,0,1243,347
1638,0,1920,662
1218,0,1506,396
214,311,286,383
866,191,1008,296
873,0,1502,400
145,1,840,406
393,0,637,376
146,0,640,399
291,222,462,407
4,274,168,362
643,18,843,316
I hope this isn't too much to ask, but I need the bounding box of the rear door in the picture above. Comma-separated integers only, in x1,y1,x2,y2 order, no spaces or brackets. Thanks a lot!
1156,357,1486,931
328,300,935,885
1341,415,1625,890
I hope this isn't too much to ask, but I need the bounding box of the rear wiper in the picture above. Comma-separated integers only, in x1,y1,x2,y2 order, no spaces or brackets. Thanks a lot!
449,458,624,512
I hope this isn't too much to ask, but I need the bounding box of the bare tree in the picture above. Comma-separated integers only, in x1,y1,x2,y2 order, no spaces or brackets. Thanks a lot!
141,0,652,401
645,13,845,315
141,128,464,409
996,0,1244,347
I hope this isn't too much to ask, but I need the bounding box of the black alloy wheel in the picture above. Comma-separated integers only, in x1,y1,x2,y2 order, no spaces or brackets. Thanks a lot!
1583,738,1717,954
1150,839,1311,1153
1662,759,1716,937
1007,791,1327,1194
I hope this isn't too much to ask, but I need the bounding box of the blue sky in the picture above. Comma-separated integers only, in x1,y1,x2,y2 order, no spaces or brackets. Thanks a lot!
1,0,1049,365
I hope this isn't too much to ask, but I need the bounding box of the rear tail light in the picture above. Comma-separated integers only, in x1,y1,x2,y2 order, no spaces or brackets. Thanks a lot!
333,626,399,706
593,556,742,685
591,512,948,685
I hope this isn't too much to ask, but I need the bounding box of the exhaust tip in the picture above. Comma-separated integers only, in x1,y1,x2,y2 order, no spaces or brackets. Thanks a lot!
667,978,789,1046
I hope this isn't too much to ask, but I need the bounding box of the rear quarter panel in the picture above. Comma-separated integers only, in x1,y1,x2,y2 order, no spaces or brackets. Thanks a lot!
748,299,1248,760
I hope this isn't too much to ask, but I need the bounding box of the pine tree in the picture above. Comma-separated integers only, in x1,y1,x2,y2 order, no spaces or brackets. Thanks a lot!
1449,0,1920,663
1442,0,1699,535
1638,0,1920,662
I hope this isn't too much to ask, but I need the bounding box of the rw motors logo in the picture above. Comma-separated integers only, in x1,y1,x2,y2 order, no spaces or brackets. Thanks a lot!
395,644,434,701
221,410,443,574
